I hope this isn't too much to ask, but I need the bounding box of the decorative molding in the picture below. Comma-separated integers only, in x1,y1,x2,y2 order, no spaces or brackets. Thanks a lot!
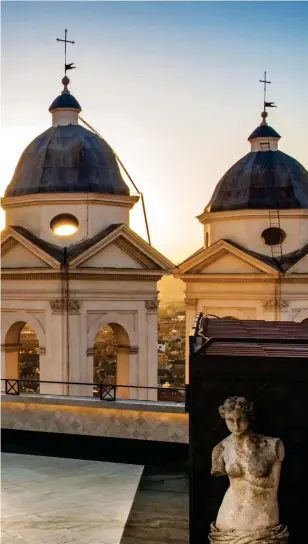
115,237,158,269
184,278,280,283
49,300,65,314
39,347,47,355
118,344,139,354
1,193,139,210
197,208,308,224
3,273,162,282
1,237,18,257
49,299,81,314
128,346,139,354
68,300,81,315
145,300,159,311
184,298,198,308
263,299,289,311
87,345,139,356
192,249,228,273
1,343,21,353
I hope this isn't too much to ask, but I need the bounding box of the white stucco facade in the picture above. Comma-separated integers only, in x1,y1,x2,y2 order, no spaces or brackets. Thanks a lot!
1,217,173,399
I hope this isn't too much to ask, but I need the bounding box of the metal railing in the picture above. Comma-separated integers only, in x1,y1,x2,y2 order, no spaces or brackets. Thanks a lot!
1,378,186,404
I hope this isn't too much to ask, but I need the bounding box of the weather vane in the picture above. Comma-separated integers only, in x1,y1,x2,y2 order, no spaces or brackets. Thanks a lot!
259,71,276,111
56,29,76,75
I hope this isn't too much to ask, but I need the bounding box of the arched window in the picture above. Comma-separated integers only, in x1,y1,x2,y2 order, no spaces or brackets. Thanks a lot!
19,324,40,393
93,323,130,399
93,325,117,393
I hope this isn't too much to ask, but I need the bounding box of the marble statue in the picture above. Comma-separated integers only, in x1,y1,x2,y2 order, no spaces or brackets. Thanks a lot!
209,396,289,543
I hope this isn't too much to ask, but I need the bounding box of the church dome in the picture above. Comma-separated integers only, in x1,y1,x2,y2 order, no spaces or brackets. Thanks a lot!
5,124,130,197
49,92,81,112
205,119,308,212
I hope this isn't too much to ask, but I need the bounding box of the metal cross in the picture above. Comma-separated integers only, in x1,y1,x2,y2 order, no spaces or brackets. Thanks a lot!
56,29,75,74
259,71,271,106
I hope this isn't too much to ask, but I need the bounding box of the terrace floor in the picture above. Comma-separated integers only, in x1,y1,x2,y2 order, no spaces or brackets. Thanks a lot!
1,453,143,544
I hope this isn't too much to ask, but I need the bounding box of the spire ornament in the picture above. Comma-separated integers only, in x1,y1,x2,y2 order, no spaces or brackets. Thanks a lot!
259,71,276,125
56,29,76,75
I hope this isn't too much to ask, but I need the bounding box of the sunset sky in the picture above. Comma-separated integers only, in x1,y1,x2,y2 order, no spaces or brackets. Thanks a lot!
1,1,308,263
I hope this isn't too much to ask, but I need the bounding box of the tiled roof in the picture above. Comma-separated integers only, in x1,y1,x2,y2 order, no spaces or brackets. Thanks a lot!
195,318,308,358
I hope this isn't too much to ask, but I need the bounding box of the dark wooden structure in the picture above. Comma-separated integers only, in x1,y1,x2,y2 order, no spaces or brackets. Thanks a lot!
189,318,308,544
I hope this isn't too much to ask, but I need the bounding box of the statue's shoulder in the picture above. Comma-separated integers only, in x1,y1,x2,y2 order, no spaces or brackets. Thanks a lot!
211,438,228,476
255,434,285,460
212,437,230,455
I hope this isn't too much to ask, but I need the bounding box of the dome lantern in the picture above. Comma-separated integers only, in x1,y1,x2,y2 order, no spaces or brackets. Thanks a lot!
49,76,81,127
248,110,281,152
49,29,81,126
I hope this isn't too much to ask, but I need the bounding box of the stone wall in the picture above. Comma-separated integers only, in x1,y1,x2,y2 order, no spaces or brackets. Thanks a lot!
1,395,188,444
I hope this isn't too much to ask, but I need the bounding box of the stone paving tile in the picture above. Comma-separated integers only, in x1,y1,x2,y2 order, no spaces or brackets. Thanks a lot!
1,453,143,544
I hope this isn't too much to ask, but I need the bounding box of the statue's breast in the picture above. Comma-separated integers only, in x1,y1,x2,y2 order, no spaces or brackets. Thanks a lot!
224,438,275,479
225,462,243,478
247,454,271,477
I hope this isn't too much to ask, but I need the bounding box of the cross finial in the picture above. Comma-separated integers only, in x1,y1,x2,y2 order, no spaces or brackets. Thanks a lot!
56,29,76,75
259,71,276,125
259,70,271,107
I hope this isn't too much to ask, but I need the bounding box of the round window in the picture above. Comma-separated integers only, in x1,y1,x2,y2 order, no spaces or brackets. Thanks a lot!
50,214,79,236
261,227,286,246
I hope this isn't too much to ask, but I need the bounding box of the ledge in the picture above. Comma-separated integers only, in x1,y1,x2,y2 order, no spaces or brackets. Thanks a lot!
1,393,186,414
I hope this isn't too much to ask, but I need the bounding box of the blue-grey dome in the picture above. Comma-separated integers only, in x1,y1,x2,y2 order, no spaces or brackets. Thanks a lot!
49,93,81,112
5,124,130,197
248,124,281,140
205,150,308,212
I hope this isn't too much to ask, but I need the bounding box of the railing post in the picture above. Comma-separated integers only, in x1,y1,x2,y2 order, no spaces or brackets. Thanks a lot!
6,379,20,395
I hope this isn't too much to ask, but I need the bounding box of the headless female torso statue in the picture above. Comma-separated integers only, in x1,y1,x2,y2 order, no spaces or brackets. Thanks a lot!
209,397,288,543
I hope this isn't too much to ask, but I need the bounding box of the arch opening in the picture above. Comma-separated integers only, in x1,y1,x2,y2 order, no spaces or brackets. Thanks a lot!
19,324,40,393
93,323,130,399
93,325,117,393
4,322,40,393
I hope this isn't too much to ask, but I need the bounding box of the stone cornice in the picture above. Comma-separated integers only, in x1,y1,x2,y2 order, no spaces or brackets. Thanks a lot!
1,237,18,256
1,343,21,352
197,208,308,224
1,193,139,210
2,272,162,282
115,237,158,269
87,345,139,356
